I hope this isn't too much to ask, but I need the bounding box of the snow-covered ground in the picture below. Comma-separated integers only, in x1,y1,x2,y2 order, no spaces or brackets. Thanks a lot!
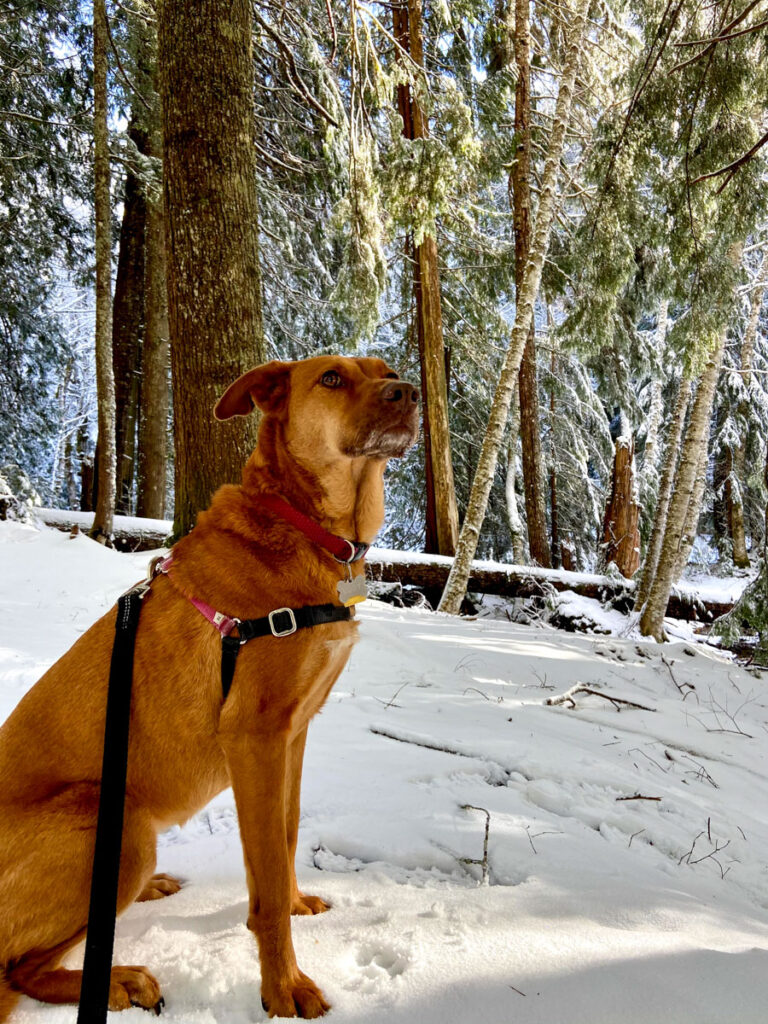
2,521,768,1023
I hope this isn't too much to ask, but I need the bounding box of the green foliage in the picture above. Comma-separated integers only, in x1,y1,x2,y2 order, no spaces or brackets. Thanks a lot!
0,0,91,493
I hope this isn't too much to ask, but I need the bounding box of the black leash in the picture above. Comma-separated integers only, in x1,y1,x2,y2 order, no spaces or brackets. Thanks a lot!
77,581,351,1022
78,581,148,1024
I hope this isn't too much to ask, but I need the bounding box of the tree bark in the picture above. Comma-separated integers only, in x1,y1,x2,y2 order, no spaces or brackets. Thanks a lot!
639,317,731,641
601,436,641,577
136,90,169,521
439,0,590,615
673,400,712,578
641,298,668,501
634,376,691,612
393,0,459,556
89,0,116,544
548,325,560,567
513,0,550,567
505,388,526,562
112,120,148,515
729,255,766,567
158,0,264,538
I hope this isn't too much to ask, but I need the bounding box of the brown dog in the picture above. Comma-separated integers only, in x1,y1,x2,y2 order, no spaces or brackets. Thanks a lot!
0,355,419,1020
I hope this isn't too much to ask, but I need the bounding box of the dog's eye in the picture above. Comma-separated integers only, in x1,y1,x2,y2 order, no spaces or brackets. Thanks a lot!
321,371,344,389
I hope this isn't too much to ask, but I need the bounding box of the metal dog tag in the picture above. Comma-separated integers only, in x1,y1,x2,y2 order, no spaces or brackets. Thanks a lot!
337,574,368,606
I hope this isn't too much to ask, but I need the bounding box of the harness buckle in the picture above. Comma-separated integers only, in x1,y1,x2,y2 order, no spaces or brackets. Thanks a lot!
268,607,298,637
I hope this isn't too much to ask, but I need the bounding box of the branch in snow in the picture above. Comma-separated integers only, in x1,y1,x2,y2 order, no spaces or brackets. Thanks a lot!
460,804,490,886
545,683,655,712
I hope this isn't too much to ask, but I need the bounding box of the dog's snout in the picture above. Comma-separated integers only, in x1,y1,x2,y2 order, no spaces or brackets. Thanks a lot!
381,380,420,405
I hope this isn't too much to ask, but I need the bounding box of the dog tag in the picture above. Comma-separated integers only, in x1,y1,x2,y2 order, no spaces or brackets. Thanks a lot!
337,574,368,606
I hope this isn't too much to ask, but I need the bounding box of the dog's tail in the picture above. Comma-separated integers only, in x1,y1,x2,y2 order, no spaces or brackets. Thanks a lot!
0,969,19,1022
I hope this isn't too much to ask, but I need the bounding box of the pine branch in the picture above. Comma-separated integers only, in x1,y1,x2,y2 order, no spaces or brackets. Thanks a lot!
690,127,768,191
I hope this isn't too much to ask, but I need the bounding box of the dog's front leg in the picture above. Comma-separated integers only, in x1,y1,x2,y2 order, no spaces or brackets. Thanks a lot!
287,727,330,916
220,731,330,1019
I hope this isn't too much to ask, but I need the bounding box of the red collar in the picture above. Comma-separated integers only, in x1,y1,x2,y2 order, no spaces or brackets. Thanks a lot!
257,493,370,564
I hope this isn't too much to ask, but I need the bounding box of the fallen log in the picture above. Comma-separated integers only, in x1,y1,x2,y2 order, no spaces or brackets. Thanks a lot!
367,550,733,623
36,510,734,623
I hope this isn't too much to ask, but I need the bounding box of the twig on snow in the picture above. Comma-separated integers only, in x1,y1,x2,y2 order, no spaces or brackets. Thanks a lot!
460,804,491,885
660,652,696,698
628,829,646,848
679,822,732,878
373,681,409,709
546,683,655,712
525,825,563,855
680,753,718,788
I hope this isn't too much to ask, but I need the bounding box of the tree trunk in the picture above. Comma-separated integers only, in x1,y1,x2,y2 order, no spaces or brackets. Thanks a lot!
634,376,691,612
548,328,560,568
439,0,590,615
600,436,641,578
136,93,169,521
641,298,668,501
89,0,116,544
712,401,730,559
505,388,526,562
729,255,766,567
112,120,148,515
158,0,264,538
673,363,720,578
639,327,729,640
393,0,459,556
512,0,550,567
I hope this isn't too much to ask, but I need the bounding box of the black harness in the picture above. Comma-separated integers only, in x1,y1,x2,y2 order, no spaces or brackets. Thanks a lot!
77,578,352,1023
220,602,351,697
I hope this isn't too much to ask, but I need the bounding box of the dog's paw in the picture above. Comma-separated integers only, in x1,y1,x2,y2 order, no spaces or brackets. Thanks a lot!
136,873,183,902
261,972,330,1019
108,966,163,1013
291,891,331,916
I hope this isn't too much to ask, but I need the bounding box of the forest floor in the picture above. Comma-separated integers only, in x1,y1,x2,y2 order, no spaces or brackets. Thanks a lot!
2,521,768,1023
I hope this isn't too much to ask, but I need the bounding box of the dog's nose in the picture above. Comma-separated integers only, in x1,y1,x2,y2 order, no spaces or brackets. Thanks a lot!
381,381,420,405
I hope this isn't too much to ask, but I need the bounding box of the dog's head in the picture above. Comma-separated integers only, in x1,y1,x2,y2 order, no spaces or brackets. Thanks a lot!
214,355,420,462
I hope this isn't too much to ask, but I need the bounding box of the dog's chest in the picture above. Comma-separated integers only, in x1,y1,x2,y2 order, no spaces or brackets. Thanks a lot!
236,619,358,736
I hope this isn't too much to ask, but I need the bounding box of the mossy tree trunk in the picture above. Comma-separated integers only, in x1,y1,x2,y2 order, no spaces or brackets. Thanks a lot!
158,0,264,538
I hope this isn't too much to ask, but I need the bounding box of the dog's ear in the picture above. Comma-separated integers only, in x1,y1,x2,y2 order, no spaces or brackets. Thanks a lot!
214,361,294,420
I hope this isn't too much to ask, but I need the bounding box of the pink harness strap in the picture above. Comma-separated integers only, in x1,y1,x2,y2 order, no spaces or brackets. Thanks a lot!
156,556,239,637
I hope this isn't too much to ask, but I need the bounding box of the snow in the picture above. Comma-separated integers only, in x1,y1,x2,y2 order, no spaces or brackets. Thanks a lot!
37,508,172,538
3,520,768,1023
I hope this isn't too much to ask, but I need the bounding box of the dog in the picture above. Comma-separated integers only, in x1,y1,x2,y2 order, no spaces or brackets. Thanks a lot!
0,355,420,1020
